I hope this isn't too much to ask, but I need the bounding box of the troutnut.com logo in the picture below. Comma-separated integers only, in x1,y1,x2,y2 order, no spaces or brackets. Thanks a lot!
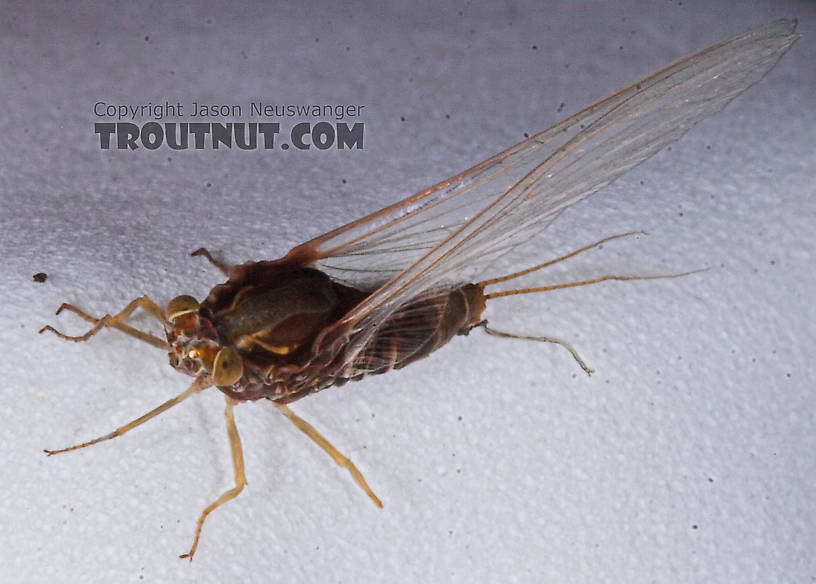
93,101,365,151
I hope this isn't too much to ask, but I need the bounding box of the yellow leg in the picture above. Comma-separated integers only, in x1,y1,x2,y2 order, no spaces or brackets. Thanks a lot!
191,247,230,275
39,296,169,350
180,396,247,561
275,403,383,509
44,377,210,455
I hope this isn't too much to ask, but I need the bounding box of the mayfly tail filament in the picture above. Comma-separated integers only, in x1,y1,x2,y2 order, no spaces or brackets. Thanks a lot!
475,232,706,375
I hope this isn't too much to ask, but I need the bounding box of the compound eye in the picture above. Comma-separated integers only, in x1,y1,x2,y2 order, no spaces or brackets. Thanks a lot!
212,346,243,386
166,295,200,322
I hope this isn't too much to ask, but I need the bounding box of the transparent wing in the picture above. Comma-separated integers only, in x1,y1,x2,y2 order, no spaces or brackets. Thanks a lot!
342,291,451,376
286,19,796,295
288,117,607,289
295,20,797,362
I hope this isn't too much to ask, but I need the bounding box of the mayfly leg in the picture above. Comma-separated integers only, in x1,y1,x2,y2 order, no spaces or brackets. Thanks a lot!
181,395,246,561
478,322,595,376
44,377,211,455
39,295,169,350
274,403,383,509
191,247,231,275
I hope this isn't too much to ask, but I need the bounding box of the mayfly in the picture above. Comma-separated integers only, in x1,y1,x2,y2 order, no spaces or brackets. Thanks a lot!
41,20,798,559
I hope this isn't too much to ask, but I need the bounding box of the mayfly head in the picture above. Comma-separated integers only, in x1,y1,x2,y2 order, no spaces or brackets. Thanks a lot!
165,295,244,387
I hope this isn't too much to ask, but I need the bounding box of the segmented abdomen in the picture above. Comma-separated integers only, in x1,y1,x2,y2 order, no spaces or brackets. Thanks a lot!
344,284,486,378
274,284,486,403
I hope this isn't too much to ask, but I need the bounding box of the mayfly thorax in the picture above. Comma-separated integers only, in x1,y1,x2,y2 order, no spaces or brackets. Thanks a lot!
40,20,798,560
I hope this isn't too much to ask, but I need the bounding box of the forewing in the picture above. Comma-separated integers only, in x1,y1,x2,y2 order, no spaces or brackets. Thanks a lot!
288,19,796,296
300,20,797,365
286,68,665,287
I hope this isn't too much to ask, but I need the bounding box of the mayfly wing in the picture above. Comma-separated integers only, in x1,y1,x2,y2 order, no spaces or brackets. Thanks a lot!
288,19,797,294
294,20,797,360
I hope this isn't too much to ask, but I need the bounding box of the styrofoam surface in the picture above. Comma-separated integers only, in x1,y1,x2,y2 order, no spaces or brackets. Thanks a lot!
1,1,813,582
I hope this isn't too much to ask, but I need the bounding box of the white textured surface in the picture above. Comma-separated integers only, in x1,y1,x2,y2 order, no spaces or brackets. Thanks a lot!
1,1,814,582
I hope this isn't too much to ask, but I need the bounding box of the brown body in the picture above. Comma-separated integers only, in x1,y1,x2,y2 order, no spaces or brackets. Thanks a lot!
168,259,486,404
40,21,799,560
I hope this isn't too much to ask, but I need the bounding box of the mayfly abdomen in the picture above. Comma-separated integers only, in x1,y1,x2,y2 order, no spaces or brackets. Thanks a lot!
270,283,486,402
342,283,486,379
